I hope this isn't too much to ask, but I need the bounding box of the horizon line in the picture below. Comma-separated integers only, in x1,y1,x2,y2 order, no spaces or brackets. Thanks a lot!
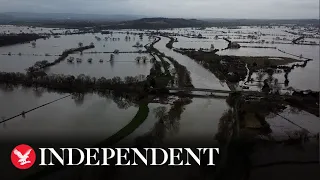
0,11,319,20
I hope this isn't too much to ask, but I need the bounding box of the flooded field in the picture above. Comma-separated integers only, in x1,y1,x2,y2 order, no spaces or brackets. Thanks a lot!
0,88,138,142
48,53,153,78
0,33,152,55
157,26,319,91
0,86,228,147
0,24,318,149
173,36,228,50
0,25,75,34
266,105,320,140
0,55,56,72
0,22,319,180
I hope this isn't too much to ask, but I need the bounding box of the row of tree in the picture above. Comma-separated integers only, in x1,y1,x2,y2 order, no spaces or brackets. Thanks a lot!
0,72,147,93
0,34,46,47
26,44,95,73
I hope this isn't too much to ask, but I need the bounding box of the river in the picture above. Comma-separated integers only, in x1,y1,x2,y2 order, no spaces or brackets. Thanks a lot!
154,36,230,90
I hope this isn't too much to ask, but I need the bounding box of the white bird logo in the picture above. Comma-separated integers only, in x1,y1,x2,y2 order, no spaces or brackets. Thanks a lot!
13,148,32,166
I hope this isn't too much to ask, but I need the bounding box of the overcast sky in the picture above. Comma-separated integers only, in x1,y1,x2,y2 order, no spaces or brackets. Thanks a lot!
0,0,319,19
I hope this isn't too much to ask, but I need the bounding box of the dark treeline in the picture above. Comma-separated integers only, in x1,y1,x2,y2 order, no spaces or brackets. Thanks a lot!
165,56,194,88
146,36,193,88
26,45,95,73
157,54,171,75
84,51,147,54
0,71,147,94
50,29,100,36
147,36,161,49
165,37,175,49
241,46,277,49
0,34,46,47
274,58,312,87
0,83,140,110
292,36,304,44
147,56,173,90
3,20,110,29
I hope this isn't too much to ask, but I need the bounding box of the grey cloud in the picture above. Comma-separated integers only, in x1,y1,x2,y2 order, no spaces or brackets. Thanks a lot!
0,0,318,18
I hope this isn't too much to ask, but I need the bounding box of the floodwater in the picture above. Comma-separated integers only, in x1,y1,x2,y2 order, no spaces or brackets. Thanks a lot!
117,102,172,147
154,36,230,90
48,53,153,78
277,44,319,91
0,33,152,55
154,26,319,139
0,86,227,152
266,105,320,140
219,43,320,91
163,98,229,145
160,26,319,91
0,26,318,180
120,97,230,147
0,32,154,78
0,88,138,143
0,26,318,145
173,36,228,50
0,27,229,148
0,55,56,72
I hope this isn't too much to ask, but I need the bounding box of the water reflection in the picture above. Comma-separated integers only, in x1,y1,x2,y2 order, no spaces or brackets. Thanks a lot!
0,85,141,121
134,98,192,147
72,93,85,106
0,87,142,143
32,88,43,98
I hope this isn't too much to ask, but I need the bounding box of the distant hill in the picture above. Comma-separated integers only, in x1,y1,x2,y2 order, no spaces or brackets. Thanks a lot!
0,12,146,23
201,18,319,27
1,13,317,28
0,13,14,23
104,17,209,29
